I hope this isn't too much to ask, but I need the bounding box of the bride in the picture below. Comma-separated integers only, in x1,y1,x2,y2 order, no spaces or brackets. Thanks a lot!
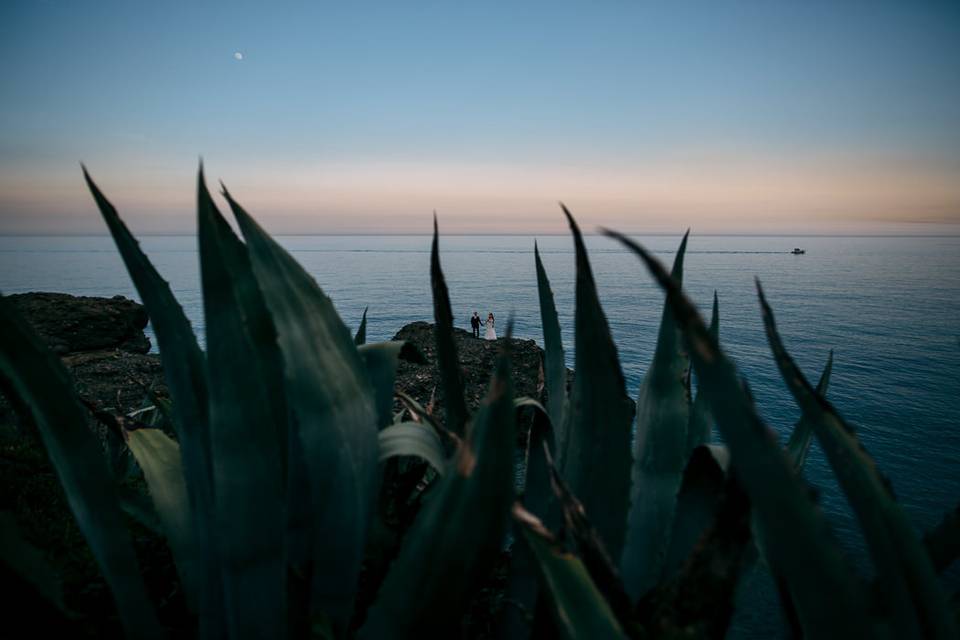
484,312,496,341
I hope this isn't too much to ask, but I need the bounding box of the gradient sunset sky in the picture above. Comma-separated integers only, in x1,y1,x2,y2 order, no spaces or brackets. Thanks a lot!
2,2,959,235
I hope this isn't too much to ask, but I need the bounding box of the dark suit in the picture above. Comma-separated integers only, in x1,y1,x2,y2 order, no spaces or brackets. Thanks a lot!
470,315,480,338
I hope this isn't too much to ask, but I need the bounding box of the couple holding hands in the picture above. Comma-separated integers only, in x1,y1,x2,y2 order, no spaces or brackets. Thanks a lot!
470,312,496,341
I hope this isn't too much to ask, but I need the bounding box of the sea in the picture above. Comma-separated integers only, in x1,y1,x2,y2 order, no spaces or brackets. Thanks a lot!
2,233,959,637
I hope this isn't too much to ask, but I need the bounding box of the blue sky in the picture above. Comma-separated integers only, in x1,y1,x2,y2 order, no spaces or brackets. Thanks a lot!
1,1,959,234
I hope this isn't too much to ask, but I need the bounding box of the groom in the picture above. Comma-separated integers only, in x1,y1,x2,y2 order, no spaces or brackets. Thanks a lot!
470,312,481,338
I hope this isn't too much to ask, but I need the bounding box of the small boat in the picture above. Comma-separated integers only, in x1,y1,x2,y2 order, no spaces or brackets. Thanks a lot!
790,247,805,255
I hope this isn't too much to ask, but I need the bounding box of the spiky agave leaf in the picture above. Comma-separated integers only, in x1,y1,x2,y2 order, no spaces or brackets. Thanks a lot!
358,340,425,430
561,205,634,562
431,215,470,435
662,444,730,579
354,307,368,345
0,295,162,639
82,167,221,630
377,421,448,474
500,403,557,640
124,427,198,609
513,505,627,640
603,228,871,638
198,171,288,638
0,512,70,617
637,472,751,638
534,241,567,441
786,350,833,470
222,185,380,631
622,231,691,598
686,291,719,451
924,503,960,574
359,336,517,638
758,282,956,639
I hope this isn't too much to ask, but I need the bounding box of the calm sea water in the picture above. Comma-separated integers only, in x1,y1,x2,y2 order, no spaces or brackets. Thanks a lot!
2,233,959,636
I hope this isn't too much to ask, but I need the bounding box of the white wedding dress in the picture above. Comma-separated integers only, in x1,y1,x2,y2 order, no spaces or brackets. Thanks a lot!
484,317,497,340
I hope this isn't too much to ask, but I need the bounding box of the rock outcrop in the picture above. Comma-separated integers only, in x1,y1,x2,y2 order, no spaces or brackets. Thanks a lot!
0,293,552,637
1,293,166,432
6,292,151,355
391,321,545,437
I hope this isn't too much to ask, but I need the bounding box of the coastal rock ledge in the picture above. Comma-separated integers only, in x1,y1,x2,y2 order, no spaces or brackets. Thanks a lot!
0,292,550,635
1,292,548,435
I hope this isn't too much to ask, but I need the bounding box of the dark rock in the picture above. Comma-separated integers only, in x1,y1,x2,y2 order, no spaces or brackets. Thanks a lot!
391,321,546,442
0,297,554,638
6,292,151,355
1,294,166,436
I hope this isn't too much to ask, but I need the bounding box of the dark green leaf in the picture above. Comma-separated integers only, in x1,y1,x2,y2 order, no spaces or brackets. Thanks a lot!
637,473,751,638
0,512,69,614
686,291,718,452
117,485,163,535
198,171,288,638
500,402,558,640
82,167,220,632
662,444,730,579
224,186,380,631
430,215,469,435
622,232,690,598
354,307,368,345
786,350,833,470
378,421,448,474
0,295,162,638
359,342,516,638
358,340,425,430
515,507,626,640
758,282,956,639
924,503,960,574
603,229,872,638
560,205,635,562
126,428,199,609
534,241,567,437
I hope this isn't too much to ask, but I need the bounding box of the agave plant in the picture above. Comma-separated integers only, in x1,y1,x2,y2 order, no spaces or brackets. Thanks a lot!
0,165,957,640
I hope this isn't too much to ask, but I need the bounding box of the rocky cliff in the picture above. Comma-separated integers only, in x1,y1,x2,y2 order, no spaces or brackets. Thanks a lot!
0,293,552,637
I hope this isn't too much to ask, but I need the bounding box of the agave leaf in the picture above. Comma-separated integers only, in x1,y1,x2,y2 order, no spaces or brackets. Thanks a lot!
359,340,516,638
125,427,199,609
603,229,871,638
358,341,425,430
82,167,221,631
117,485,163,535
430,215,469,435
924,503,960,574
0,511,69,615
560,206,635,562
534,242,567,439
500,404,558,640
758,282,956,639
377,421,448,474
686,291,718,451
545,444,635,627
786,350,833,470
622,231,691,598
223,186,380,631
514,506,627,640
0,295,162,638
637,473,751,638
662,444,730,579
354,307,368,345
198,171,288,638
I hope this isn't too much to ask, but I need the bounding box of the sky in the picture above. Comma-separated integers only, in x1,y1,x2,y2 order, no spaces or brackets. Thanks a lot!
1,1,959,235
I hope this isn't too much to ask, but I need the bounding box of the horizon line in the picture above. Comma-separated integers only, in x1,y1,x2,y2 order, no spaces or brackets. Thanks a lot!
2,231,960,239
